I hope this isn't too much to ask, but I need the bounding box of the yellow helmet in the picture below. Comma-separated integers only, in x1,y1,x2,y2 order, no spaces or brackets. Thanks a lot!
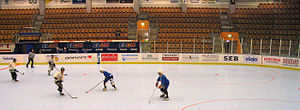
157,69,162,73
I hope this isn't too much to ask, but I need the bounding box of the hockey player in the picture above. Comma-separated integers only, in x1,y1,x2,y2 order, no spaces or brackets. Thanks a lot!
155,69,170,101
54,67,65,95
100,68,117,91
48,55,56,76
9,58,19,82
26,49,35,68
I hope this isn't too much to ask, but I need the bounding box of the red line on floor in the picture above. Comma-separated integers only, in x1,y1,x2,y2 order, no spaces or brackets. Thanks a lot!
0,67,10,70
180,99,300,110
0,65,19,71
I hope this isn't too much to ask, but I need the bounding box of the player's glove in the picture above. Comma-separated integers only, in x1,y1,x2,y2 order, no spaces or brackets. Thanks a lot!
48,62,51,65
14,69,19,72
158,85,162,89
53,64,56,67
155,82,158,87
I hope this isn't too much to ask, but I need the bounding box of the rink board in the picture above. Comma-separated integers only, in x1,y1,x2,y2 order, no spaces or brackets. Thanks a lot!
0,53,299,71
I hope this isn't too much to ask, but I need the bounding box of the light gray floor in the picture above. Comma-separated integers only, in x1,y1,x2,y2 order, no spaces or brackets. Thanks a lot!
0,64,300,110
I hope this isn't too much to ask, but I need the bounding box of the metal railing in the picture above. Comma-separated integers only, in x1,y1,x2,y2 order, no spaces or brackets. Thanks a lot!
148,37,300,58
240,38,300,57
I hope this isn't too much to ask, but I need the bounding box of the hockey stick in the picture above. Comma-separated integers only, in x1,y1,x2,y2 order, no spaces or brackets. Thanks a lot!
85,80,104,93
148,87,157,104
17,71,24,75
63,88,78,99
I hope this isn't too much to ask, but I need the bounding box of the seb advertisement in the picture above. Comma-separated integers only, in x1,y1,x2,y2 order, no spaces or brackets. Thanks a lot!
141,53,160,62
162,54,179,61
262,56,282,66
282,58,299,68
181,54,199,62
120,53,139,62
222,55,239,63
101,53,118,61
243,55,261,64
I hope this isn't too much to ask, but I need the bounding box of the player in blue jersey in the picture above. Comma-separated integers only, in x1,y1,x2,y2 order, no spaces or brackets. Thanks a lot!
155,69,170,101
100,68,117,91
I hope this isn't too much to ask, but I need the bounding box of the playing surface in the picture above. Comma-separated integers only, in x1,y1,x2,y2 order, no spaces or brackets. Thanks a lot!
0,64,300,110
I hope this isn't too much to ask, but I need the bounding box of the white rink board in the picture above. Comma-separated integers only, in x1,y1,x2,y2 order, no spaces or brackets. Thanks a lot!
140,53,161,62
0,53,299,70
119,53,139,62
180,54,200,62
0,54,28,63
241,55,261,64
201,54,220,62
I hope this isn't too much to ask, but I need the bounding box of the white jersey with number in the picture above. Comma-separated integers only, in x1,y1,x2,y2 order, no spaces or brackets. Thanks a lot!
9,62,16,72
54,72,64,82
48,58,54,65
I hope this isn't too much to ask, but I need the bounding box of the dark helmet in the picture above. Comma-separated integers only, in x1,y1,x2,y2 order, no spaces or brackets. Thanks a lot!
61,67,65,71
13,58,17,62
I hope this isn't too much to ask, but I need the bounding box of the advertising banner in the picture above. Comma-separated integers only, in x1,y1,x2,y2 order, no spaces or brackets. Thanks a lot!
190,0,200,3
46,0,71,4
120,53,139,62
0,44,15,53
14,0,27,4
282,58,299,67
262,56,281,66
0,54,27,63
101,53,118,61
170,0,178,3
35,54,54,64
181,54,199,62
242,55,261,64
141,53,160,62
222,55,240,63
201,54,219,62
162,54,179,61
93,0,106,3
37,42,139,53
72,0,86,4
55,54,97,63
202,0,215,3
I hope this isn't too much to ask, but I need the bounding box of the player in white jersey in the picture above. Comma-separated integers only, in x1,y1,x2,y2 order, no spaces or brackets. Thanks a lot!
9,58,19,82
54,67,65,95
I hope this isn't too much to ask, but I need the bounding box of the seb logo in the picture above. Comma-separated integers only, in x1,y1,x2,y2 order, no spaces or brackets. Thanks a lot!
224,56,239,61
245,56,258,62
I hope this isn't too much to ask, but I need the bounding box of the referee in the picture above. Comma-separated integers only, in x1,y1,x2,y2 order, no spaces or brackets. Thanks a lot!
26,49,35,68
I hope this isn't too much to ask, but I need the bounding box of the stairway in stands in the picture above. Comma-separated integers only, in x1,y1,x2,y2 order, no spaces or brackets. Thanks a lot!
17,13,42,43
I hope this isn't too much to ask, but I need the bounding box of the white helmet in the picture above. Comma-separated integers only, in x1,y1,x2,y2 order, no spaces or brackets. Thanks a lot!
157,69,162,73
100,68,104,71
